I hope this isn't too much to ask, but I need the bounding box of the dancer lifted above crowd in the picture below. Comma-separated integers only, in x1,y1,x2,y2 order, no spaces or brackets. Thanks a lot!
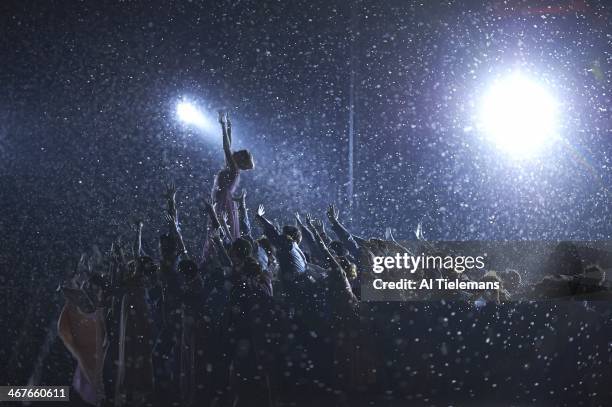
57,113,608,407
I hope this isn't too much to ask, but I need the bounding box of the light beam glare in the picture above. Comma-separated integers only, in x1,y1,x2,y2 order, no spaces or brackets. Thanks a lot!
479,73,558,158
176,100,216,135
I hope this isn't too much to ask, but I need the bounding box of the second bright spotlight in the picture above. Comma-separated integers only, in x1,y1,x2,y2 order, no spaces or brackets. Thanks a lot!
479,73,559,159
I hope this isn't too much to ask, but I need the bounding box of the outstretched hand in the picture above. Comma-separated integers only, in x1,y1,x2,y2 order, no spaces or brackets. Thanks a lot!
385,226,395,242
218,111,232,128
256,204,265,217
164,212,177,226
204,200,221,230
304,213,314,228
164,182,177,201
77,253,88,274
415,222,426,241
326,204,339,223
313,218,326,236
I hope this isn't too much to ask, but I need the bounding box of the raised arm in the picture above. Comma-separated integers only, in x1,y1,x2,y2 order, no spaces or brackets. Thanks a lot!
165,213,187,256
295,212,320,258
254,204,281,243
164,182,177,221
306,216,357,303
204,201,221,231
112,237,127,270
385,227,414,256
326,204,362,255
133,220,144,258
203,201,232,266
305,217,335,267
211,229,232,267
312,218,332,246
108,240,127,317
232,189,253,241
219,211,233,243
219,111,237,171
164,183,187,256
205,200,231,243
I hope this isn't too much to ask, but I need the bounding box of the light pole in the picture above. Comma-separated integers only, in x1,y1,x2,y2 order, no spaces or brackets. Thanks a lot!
347,1,359,210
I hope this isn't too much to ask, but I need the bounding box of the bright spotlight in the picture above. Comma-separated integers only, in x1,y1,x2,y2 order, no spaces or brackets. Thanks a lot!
176,100,215,134
479,73,558,158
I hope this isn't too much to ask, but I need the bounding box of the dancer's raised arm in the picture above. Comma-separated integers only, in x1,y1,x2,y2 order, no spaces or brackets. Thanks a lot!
219,111,236,171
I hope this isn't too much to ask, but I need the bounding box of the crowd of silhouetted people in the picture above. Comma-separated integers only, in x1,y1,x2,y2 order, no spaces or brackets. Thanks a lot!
57,113,610,407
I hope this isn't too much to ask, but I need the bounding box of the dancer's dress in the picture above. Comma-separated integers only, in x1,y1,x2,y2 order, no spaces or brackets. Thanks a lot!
212,164,240,240
203,163,240,259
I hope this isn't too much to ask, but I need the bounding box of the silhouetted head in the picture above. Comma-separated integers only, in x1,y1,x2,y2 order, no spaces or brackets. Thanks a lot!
330,241,348,257
282,225,302,244
178,259,198,280
257,236,274,257
232,149,254,170
230,238,253,264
